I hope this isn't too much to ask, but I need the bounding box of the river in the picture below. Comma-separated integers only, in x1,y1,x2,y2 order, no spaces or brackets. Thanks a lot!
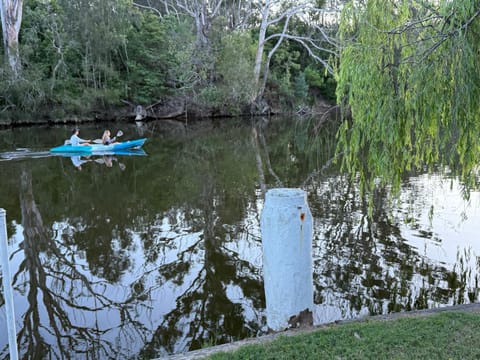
0,117,479,359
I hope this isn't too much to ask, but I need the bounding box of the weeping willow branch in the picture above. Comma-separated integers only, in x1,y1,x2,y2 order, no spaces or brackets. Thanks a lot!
336,0,480,202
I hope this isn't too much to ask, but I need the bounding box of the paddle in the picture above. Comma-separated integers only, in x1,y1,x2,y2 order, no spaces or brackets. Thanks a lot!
93,130,124,144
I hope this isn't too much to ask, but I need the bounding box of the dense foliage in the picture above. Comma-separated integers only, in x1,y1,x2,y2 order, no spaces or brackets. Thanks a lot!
336,0,480,197
0,0,337,120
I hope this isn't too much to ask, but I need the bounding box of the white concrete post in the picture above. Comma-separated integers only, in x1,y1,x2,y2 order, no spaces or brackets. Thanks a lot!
260,188,314,331
0,208,19,360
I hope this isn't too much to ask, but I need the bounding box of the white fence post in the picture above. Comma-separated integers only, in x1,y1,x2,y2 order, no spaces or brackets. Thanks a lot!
260,188,314,331
0,208,19,360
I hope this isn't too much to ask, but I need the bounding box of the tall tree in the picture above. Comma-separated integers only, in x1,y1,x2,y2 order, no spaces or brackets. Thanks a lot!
142,0,224,48
0,0,23,77
336,0,480,199
221,0,253,30
58,0,131,90
134,0,227,86
253,0,339,100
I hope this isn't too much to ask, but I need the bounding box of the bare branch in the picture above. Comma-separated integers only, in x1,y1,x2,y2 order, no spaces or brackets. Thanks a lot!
384,8,480,67
265,33,338,57
132,2,165,17
211,0,224,18
171,0,196,17
267,4,313,27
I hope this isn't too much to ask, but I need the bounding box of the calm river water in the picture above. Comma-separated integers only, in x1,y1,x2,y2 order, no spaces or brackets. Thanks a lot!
0,117,479,359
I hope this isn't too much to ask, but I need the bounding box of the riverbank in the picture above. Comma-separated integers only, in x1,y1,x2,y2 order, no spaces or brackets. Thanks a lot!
0,94,337,130
162,303,480,359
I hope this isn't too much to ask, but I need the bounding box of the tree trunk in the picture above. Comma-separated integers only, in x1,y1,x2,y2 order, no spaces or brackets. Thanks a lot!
194,4,209,47
253,2,270,92
0,0,23,77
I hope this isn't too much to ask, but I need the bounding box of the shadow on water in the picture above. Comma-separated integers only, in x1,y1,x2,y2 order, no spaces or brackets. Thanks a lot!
0,118,479,358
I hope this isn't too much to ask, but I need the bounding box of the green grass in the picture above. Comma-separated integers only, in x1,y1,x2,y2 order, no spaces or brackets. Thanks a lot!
207,311,480,359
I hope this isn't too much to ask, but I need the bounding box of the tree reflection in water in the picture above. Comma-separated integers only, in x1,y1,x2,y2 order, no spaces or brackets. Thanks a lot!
1,119,480,359
11,168,150,359
309,174,480,323
140,172,264,358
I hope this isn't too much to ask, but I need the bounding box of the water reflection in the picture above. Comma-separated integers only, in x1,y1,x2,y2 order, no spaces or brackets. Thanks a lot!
70,155,91,170
13,167,150,358
310,174,480,324
0,119,479,359
60,149,147,170
69,155,128,170
140,177,264,358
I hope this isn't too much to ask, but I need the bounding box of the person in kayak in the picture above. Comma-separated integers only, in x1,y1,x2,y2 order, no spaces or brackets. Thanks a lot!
70,128,91,146
101,130,120,145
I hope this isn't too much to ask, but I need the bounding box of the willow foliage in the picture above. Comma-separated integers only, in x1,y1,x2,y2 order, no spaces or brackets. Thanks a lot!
335,0,480,197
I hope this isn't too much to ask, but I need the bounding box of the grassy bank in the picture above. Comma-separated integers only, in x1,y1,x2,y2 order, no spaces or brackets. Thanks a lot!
203,310,480,359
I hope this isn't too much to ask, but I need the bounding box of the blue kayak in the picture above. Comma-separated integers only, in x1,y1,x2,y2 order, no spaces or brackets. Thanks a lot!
51,148,147,158
50,138,147,153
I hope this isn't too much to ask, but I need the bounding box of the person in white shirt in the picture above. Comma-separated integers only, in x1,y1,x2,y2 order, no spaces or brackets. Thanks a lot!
70,128,90,146
70,156,91,170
